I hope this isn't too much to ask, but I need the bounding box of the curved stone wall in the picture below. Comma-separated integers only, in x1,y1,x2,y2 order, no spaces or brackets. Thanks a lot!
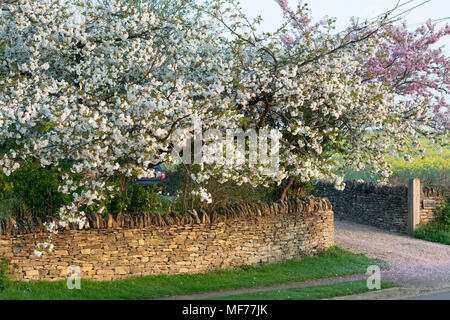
0,196,334,281
311,180,443,234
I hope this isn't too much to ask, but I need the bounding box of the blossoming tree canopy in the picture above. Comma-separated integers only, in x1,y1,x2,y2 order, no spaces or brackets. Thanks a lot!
0,0,240,253
208,0,448,197
363,21,450,131
0,0,448,254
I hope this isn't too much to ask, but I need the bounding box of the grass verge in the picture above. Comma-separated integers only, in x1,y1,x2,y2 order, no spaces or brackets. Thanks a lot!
414,196,450,245
209,280,398,300
0,246,388,300
414,226,450,245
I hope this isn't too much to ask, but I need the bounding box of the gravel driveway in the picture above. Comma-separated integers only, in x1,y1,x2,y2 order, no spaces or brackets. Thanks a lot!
335,220,450,290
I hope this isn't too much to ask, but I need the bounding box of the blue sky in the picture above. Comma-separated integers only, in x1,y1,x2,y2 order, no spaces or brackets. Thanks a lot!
240,0,450,54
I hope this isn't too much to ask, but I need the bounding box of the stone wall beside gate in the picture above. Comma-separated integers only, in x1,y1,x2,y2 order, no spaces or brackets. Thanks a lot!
311,179,443,234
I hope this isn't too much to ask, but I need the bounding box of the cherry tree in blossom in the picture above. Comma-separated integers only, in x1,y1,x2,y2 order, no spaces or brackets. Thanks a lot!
0,0,447,254
218,0,449,198
363,21,449,131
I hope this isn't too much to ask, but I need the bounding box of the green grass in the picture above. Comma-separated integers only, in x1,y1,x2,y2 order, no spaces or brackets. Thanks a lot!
0,247,389,300
209,280,398,300
414,225,450,245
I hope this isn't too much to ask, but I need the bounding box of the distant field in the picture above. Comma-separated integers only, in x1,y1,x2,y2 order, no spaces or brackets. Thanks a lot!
343,138,449,186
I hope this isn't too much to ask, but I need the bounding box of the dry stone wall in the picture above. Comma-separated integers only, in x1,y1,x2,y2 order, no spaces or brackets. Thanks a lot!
420,187,443,225
311,180,443,234
0,196,334,281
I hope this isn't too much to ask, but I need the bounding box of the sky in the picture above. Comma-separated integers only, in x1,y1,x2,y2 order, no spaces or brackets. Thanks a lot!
239,0,450,54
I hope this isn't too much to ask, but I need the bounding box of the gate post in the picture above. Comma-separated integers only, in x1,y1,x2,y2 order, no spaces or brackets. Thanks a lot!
408,178,421,236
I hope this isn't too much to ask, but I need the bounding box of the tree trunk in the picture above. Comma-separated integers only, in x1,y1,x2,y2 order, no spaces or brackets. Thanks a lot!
32,157,40,167
119,174,127,215
181,166,189,212
280,176,295,201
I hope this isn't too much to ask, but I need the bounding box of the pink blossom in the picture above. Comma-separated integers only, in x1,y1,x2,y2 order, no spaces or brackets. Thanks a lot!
363,22,450,130
275,0,289,11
